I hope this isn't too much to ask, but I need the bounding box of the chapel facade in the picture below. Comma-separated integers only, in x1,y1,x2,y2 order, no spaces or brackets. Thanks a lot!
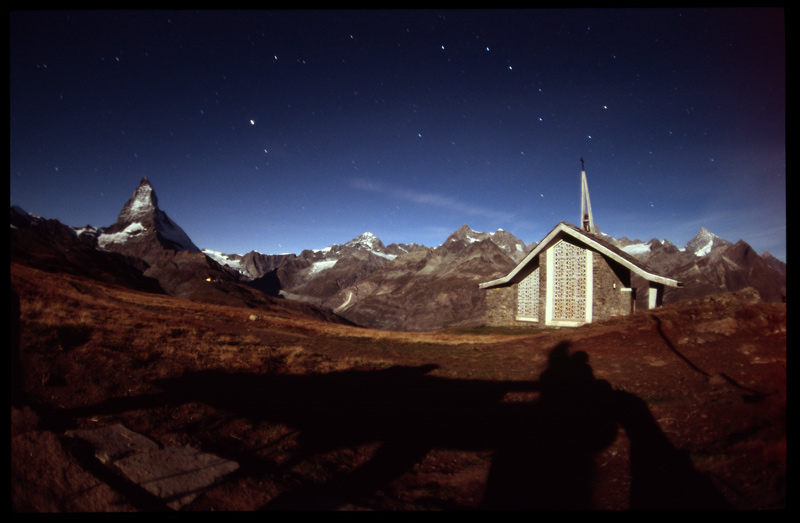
479,161,682,328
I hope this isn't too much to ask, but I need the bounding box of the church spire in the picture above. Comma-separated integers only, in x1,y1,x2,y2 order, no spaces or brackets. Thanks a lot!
580,157,595,233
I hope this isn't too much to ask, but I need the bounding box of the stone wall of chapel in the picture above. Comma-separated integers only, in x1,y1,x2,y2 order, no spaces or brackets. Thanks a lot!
591,251,633,321
484,246,636,327
484,285,518,326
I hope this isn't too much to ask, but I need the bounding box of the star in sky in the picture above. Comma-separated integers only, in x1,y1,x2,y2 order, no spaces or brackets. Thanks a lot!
8,9,786,260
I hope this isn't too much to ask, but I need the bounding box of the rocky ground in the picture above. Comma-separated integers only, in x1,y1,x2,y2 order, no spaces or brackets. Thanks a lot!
11,263,786,511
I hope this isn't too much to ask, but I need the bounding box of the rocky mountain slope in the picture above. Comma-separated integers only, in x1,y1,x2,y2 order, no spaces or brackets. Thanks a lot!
203,224,530,331
10,205,163,295
322,229,519,331
440,224,532,262
610,228,786,310
260,223,785,331
92,178,288,308
11,178,785,332
204,232,430,305
11,181,350,325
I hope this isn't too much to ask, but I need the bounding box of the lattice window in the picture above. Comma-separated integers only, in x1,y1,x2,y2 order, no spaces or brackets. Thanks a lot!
517,267,539,320
551,240,586,321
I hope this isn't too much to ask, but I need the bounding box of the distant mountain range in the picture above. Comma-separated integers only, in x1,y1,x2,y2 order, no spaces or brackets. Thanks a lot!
10,179,350,325
11,178,786,331
597,227,786,308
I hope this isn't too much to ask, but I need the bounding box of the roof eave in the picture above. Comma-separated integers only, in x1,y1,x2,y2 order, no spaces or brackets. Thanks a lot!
479,222,683,289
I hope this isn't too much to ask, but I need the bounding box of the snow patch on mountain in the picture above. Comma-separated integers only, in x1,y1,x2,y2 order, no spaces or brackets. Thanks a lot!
71,225,99,237
464,226,483,243
118,180,158,222
97,222,147,249
694,240,713,257
126,192,155,219
622,243,652,256
685,227,728,257
203,249,250,277
309,259,338,275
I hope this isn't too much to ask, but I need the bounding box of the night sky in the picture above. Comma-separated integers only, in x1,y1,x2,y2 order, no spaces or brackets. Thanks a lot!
10,9,786,260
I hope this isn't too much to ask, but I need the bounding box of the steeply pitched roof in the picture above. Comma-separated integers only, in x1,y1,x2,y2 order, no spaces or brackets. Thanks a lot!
479,221,682,289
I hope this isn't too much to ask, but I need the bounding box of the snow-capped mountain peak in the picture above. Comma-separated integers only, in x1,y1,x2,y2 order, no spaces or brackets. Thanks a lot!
447,224,482,244
117,177,157,223
441,224,529,261
97,177,200,253
685,227,730,257
346,231,384,251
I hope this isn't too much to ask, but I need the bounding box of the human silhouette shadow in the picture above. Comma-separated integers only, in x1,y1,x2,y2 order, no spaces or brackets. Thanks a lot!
56,342,730,510
612,390,731,509
482,343,731,509
481,342,618,509
59,363,519,509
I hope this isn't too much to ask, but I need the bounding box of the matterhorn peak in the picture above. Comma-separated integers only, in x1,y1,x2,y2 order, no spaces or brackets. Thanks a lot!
98,177,200,253
117,177,159,223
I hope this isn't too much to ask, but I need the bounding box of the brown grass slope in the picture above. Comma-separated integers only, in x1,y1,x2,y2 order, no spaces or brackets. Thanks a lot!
11,262,785,511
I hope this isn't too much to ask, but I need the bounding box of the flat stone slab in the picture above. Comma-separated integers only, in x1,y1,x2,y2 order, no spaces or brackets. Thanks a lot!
65,424,239,510
65,423,160,463
113,447,240,510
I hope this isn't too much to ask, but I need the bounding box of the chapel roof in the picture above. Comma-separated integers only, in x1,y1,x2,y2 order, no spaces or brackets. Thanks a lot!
479,221,683,289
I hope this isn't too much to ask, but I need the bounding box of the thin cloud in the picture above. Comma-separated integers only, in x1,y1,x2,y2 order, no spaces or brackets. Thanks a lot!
350,177,514,222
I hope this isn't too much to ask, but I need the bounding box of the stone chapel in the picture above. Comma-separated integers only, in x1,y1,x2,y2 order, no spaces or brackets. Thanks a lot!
479,160,682,328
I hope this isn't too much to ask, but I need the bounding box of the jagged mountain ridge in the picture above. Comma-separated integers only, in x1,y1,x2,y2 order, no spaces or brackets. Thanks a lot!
10,205,164,294
605,228,784,309
442,224,533,262
204,232,431,307
10,181,351,324
322,233,519,331
204,222,784,329
11,177,786,331
89,178,254,305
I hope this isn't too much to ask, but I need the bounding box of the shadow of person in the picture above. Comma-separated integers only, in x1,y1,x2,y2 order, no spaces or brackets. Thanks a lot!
53,342,731,510
612,390,732,509
261,363,513,510
482,342,618,509
59,363,515,509
482,342,732,510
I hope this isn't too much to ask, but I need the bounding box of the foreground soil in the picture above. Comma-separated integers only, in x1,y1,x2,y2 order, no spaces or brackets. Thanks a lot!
11,263,786,511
